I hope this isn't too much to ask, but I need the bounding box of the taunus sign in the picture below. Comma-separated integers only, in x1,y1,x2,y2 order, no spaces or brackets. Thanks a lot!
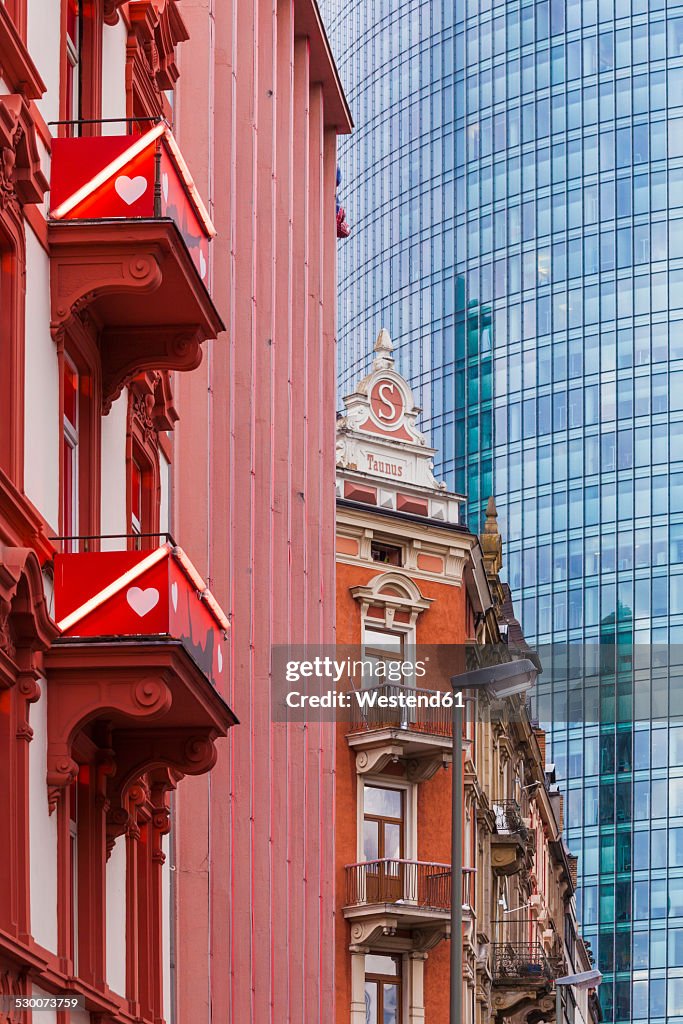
53,543,229,690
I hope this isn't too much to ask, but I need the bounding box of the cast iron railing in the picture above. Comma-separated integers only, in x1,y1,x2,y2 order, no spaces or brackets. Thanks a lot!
348,684,453,738
492,799,529,840
491,942,553,982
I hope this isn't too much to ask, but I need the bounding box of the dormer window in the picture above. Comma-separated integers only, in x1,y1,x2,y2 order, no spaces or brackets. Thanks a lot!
371,540,403,566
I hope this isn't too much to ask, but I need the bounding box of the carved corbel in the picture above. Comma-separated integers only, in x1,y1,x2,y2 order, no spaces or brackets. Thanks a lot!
149,767,180,864
45,676,172,815
105,728,218,848
411,925,450,952
0,93,48,207
101,326,202,414
152,370,178,431
349,918,399,947
49,248,163,346
355,745,404,775
47,754,79,814
15,671,41,741
406,752,452,783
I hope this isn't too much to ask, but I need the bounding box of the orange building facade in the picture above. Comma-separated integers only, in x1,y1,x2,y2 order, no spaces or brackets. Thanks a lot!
334,329,497,1024
334,331,602,1024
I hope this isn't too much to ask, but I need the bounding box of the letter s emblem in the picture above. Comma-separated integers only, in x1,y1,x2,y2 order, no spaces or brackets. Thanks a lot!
375,381,402,424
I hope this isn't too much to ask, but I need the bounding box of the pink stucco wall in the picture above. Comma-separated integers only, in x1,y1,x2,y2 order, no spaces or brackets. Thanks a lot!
170,2,350,1022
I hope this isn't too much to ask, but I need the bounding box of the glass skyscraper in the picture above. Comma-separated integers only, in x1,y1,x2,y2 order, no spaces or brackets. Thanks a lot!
322,0,683,1020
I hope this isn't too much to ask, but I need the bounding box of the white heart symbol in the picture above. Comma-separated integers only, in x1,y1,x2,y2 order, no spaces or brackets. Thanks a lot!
126,586,159,617
199,250,207,280
217,646,223,673
162,172,169,202
114,174,147,205
171,581,178,611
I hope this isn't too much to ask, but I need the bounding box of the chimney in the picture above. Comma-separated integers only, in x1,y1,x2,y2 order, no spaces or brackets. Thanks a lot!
567,853,578,890
533,727,546,765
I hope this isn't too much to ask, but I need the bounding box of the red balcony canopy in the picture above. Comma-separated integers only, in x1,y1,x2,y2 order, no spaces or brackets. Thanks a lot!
50,124,214,286
53,543,229,690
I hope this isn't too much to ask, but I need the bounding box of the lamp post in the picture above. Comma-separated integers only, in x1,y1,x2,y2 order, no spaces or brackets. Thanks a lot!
555,969,603,1024
449,658,537,1024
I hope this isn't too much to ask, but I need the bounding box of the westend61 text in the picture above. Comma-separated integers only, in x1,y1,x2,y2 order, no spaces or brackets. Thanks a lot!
285,689,464,709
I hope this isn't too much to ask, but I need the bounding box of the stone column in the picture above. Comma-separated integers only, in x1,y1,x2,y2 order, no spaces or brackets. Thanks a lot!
349,945,369,1024
408,951,428,1024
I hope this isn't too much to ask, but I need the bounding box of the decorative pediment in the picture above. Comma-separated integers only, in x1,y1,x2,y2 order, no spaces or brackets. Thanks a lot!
336,330,465,525
337,330,444,486
350,571,432,627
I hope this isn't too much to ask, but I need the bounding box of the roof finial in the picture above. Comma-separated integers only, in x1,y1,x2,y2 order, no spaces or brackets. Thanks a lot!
372,328,394,371
483,495,499,534
480,495,503,575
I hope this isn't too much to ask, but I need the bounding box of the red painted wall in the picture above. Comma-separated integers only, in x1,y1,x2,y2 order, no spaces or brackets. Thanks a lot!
171,3,350,1022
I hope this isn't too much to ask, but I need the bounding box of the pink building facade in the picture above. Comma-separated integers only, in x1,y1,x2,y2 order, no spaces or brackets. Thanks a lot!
171,3,351,1023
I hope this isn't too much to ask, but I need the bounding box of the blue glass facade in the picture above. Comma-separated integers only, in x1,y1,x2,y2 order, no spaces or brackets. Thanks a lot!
323,0,683,1020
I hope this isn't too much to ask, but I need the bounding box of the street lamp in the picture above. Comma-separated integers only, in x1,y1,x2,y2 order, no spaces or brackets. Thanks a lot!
555,969,603,1023
450,658,537,1024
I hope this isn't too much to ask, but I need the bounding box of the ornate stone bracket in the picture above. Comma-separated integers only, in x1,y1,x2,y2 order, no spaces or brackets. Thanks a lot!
406,752,451,782
348,919,400,948
0,546,57,695
45,676,173,814
105,729,217,852
110,0,188,121
410,925,450,952
348,917,449,953
354,745,404,775
492,990,555,1024
101,327,202,414
0,965,30,1024
49,247,163,343
49,220,221,413
491,833,529,877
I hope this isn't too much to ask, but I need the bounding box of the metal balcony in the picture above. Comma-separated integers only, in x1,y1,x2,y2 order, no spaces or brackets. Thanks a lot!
493,799,529,839
343,861,475,952
346,859,451,911
491,942,553,984
346,683,454,781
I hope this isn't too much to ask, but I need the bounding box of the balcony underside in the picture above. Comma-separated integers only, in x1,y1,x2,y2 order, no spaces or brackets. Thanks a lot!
343,903,451,952
491,987,556,1024
49,218,225,411
347,727,452,781
44,638,237,839
491,833,530,876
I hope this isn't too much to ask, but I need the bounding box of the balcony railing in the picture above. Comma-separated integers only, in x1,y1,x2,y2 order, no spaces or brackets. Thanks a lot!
348,684,453,738
493,799,529,840
345,861,475,912
491,942,553,982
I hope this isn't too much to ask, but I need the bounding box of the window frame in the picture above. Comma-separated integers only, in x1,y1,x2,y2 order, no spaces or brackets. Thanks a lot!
364,955,402,1024
59,336,102,550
